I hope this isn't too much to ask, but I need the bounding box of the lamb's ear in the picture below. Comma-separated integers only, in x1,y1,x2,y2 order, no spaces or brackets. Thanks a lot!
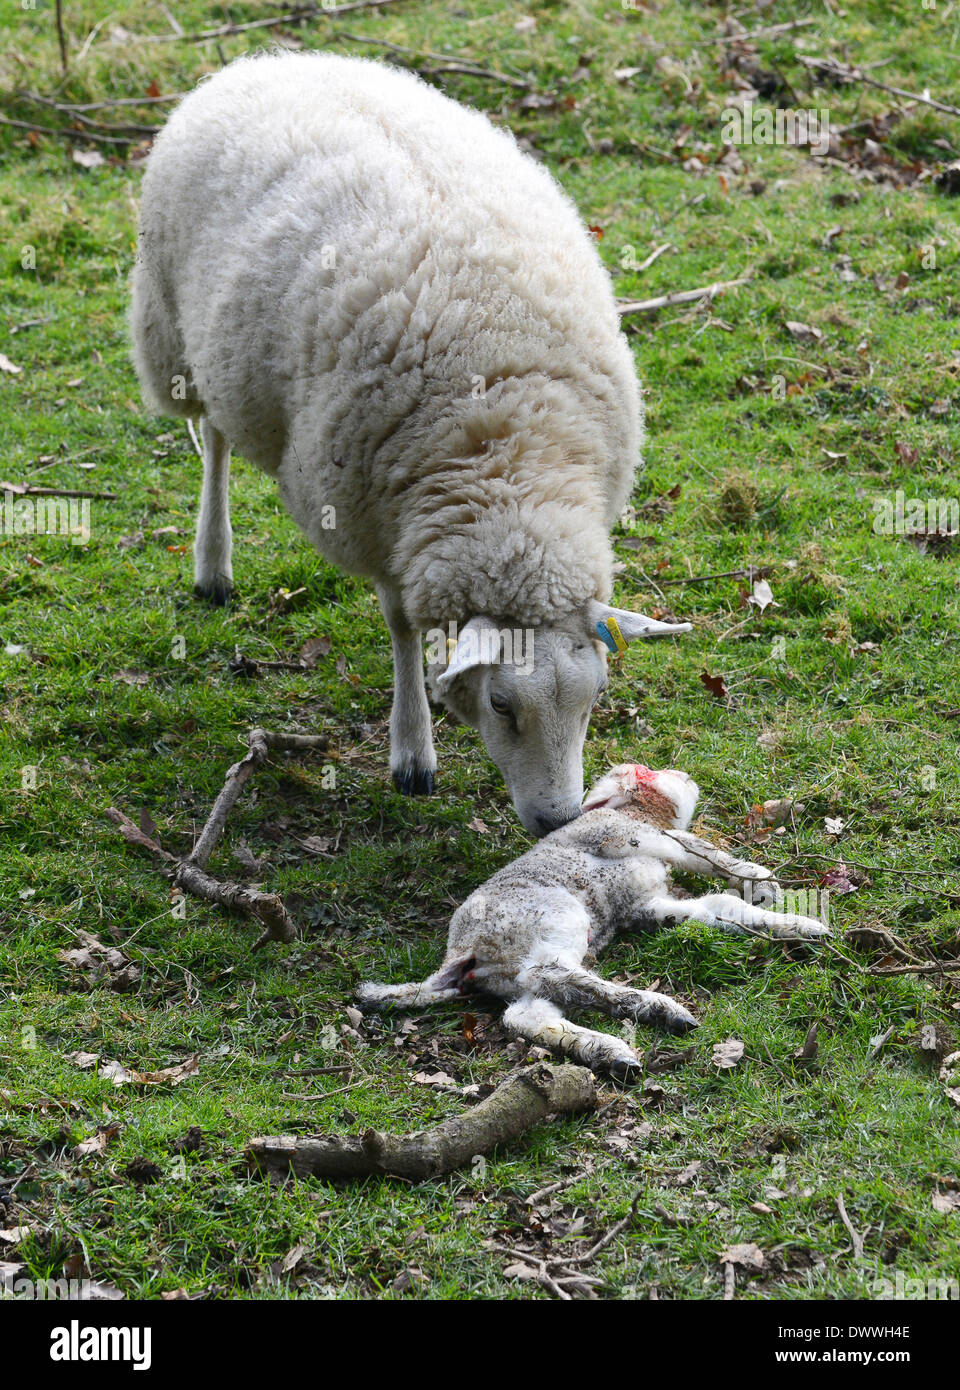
434,616,501,691
586,600,692,652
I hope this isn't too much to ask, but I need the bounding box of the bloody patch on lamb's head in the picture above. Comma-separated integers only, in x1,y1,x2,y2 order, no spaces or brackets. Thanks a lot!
583,763,691,828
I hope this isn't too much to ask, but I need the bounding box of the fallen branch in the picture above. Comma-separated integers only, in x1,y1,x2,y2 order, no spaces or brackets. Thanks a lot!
335,31,531,88
798,54,960,120
1,480,117,501
0,114,132,146
618,278,750,316
246,1062,597,1180
105,727,329,950
143,0,409,44
655,564,774,588
706,17,819,45
16,93,159,137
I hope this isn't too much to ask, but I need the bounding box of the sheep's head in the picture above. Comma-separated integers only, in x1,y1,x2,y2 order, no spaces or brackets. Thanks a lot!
581,763,700,831
428,603,691,837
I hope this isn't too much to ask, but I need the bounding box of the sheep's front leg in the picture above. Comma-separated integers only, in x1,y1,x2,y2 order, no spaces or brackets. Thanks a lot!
193,418,233,606
376,584,437,796
645,892,829,940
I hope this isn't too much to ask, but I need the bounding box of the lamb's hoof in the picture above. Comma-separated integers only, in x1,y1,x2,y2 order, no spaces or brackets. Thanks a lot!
392,764,435,797
608,1056,644,1082
194,575,233,607
665,1010,699,1035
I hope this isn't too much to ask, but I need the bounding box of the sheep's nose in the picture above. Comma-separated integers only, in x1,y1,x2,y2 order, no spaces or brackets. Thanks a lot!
534,806,581,837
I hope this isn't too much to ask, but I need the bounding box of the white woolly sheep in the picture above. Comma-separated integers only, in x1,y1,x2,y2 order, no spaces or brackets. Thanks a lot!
358,764,830,1076
130,52,690,834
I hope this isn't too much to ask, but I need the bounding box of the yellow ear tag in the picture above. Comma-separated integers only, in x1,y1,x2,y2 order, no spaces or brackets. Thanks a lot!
605,615,628,658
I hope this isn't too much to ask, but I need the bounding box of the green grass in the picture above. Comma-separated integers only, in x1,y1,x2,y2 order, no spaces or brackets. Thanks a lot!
1,0,959,1301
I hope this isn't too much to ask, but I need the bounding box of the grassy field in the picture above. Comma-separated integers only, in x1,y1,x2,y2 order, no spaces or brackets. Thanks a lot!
1,0,958,1303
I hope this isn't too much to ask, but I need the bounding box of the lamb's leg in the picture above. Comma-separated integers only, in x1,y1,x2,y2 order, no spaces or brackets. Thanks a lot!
632,827,782,905
193,418,233,605
502,995,643,1078
645,892,829,939
519,962,697,1035
376,584,437,796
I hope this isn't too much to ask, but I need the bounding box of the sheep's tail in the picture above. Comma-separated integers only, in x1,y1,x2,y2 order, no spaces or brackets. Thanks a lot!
356,956,475,1011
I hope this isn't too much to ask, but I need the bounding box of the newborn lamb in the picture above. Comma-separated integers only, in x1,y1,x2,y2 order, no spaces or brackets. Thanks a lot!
358,765,829,1075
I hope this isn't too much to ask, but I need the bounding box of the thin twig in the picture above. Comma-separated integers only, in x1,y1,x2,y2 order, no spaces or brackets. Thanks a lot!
18,93,159,137
656,565,773,588
0,114,131,146
143,0,410,45
836,1193,865,1259
798,54,960,119
618,278,750,316
335,31,531,88
705,18,819,45
1,481,117,501
55,0,68,74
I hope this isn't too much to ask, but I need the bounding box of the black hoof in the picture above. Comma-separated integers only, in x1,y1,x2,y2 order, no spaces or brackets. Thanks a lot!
608,1057,643,1082
666,1014,699,1036
194,576,233,607
392,765,435,796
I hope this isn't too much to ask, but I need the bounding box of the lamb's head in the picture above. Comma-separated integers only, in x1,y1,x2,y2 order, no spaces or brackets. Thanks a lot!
582,763,700,831
429,603,691,837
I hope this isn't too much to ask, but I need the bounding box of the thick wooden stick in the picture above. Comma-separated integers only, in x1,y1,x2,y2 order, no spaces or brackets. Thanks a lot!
246,1063,598,1180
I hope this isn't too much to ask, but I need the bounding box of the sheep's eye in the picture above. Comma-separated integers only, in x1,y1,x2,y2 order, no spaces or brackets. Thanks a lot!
490,693,511,716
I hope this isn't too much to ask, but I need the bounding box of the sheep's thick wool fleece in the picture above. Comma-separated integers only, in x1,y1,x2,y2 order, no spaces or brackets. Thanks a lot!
132,53,642,629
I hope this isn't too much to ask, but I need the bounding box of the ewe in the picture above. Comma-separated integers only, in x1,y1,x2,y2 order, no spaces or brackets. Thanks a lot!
358,765,829,1076
131,53,689,835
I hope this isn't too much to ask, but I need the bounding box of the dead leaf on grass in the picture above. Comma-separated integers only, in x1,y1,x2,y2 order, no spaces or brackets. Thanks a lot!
712,1038,745,1070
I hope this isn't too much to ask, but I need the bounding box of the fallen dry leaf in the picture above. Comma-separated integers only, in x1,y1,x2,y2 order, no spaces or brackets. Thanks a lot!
66,1051,199,1088
299,635,331,668
72,148,106,169
747,578,776,613
785,320,823,344
712,1038,745,1070
700,669,729,701
74,1123,122,1159
0,353,23,375
0,1226,34,1246
719,1242,766,1272
58,931,140,993
413,1070,458,1090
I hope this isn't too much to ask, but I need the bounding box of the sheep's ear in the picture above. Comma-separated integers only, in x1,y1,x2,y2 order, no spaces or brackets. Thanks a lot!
435,616,501,691
586,600,692,653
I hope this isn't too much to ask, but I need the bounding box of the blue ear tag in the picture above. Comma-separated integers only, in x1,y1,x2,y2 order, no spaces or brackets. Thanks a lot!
596,618,627,657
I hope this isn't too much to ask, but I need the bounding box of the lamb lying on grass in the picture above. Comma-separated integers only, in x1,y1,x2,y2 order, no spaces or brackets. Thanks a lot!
358,765,829,1076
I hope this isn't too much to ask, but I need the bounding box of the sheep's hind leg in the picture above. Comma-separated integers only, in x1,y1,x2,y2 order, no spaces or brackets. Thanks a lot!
502,995,643,1078
376,584,437,796
193,418,233,605
521,962,697,1035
